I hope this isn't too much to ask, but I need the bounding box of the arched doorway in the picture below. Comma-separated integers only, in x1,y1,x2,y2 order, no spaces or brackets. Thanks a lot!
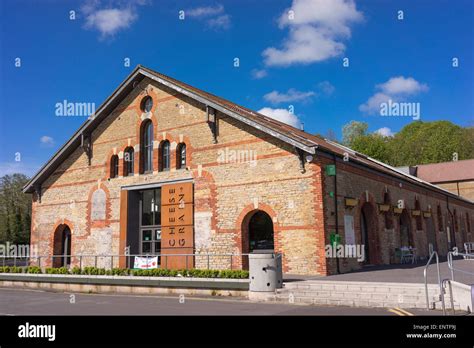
53,225,72,268
399,209,413,248
248,211,274,252
360,203,378,264
240,209,275,270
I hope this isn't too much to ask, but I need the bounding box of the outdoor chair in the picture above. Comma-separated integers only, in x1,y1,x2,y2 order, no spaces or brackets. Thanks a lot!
395,247,416,264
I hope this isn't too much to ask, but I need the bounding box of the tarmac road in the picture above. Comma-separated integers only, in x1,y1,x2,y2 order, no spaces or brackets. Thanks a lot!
0,287,463,316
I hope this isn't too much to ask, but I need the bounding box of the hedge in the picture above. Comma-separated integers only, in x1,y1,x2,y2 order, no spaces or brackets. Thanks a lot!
0,266,249,279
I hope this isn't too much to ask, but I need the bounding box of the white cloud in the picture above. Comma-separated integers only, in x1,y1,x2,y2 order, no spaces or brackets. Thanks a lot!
258,107,301,128
82,0,148,40
377,76,428,95
186,4,224,18
40,136,55,147
263,0,363,66
359,92,392,114
264,88,315,104
186,4,230,30
359,76,429,115
374,127,394,137
251,69,268,79
208,14,231,30
317,81,335,95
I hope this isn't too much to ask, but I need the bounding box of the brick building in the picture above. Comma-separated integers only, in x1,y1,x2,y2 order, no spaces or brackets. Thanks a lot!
398,159,474,201
23,65,474,275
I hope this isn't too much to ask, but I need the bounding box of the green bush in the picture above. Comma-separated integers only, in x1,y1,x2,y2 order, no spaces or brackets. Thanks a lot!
26,266,42,274
0,265,249,279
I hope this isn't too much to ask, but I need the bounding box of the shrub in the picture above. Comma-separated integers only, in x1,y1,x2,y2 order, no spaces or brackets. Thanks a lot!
0,266,249,279
26,266,42,274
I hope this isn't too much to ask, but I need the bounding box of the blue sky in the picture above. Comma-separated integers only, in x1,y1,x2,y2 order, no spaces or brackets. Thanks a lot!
0,0,473,177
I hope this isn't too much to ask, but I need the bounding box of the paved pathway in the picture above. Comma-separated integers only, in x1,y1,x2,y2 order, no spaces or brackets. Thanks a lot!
285,258,474,284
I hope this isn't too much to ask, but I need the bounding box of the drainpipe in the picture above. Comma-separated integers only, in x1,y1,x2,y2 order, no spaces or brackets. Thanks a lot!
446,195,455,250
333,153,340,274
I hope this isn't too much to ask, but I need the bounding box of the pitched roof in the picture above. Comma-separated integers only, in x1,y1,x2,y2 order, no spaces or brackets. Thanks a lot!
416,159,474,183
22,65,474,205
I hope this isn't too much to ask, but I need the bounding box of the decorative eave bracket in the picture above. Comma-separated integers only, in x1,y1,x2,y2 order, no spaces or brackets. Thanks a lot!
206,106,218,144
34,184,42,203
81,132,92,165
295,147,307,174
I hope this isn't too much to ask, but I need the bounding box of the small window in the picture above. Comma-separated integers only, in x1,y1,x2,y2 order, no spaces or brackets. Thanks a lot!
177,143,186,169
160,141,170,171
110,155,119,178
124,147,134,176
141,96,153,113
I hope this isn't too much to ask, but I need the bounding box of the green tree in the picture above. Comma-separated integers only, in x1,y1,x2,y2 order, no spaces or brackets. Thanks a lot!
340,120,474,167
0,174,31,244
342,121,368,146
388,121,472,166
351,134,392,164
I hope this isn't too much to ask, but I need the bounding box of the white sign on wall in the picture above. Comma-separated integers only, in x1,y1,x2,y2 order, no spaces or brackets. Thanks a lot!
344,215,355,245
134,256,158,269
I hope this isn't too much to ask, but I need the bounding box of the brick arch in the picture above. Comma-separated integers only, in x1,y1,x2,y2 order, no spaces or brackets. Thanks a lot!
236,202,280,255
138,118,155,173
51,219,75,267
132,86,159,120
175,135,194,170
82,182,112,238
104,148,118,180
357,192,380,264
157,138,172,171
120,140,138,176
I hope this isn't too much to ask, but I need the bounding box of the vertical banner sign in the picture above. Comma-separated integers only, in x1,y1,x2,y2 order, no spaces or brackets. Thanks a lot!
161,183,194,269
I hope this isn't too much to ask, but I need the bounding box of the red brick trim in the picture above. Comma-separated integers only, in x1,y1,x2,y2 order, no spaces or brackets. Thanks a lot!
192,169,218,232
51,219,75,267
80,183,112,239
234,203,280,255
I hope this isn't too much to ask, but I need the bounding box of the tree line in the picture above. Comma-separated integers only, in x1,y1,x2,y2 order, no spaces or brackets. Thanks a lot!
0,174,31,244
327,120,474,167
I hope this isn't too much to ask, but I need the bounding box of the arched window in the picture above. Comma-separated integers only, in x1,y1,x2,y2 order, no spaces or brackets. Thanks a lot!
176,143,186,169
110,155,119,178
415,199,422,231
383,191,393,229
140,120,153,173
160,140,170,171
141,96,153,113
437,205,443,232
124,147,134,176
